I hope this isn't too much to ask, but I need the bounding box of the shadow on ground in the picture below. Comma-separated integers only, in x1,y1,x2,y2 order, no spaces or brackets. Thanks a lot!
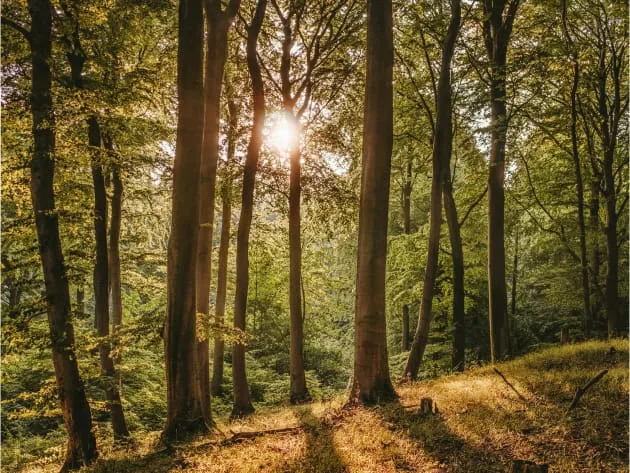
378,401,507,473
272,406,347,473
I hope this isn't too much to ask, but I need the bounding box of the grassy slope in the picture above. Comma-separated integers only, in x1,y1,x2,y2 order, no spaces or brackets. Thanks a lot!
17,340,629,473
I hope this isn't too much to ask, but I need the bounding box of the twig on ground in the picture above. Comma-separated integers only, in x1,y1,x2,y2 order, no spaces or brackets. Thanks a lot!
493,368,529,404
566,369,608,413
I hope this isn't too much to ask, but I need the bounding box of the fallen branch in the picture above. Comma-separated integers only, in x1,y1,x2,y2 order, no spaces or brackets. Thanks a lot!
493,368,529,404
221,426,303,445
566,369,608,413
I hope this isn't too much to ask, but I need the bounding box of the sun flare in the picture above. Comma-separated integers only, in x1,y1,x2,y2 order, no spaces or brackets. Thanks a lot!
265,112,298,153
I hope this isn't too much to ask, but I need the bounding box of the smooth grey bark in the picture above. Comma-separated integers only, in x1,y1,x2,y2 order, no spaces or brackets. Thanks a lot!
351,0,396,403
483,0,519,362
163,0,208,440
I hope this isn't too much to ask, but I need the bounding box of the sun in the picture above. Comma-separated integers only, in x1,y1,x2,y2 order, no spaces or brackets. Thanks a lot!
265,112,298,154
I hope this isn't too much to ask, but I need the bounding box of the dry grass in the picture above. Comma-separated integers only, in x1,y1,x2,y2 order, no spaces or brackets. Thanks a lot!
14,339,628,473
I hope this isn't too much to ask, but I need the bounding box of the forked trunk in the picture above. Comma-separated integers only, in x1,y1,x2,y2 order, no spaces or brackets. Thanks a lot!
404,0,460,380
351,0,396,403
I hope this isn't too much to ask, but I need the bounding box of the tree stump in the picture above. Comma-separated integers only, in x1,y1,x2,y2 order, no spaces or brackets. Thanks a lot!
509,459,549,473
560,328,569,344
419,397,438,415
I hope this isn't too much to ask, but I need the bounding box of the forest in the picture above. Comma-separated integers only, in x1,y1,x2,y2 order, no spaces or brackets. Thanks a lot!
1,0,628,472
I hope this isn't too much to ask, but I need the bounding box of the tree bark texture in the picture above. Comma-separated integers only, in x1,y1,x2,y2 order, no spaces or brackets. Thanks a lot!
163,0,208,440
28,0,98,467
483,0,519,362
351,0,396,403
231,0,266,418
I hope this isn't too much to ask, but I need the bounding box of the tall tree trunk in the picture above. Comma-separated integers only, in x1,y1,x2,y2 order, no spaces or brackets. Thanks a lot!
401,304,410,351
27,0,98,467
510,226,518,319
351,0,396,403
404,0,461,381
76,287,85,318
196,0,239,420
561,0,591,337
589,179,602,322
443,175,465,372
401,160,412,352
211,181,231,397
231,0,266,418
62,7,129,441
210,87,237,397
288,124,310,403
105,137,124,371
163,0,208,440
107,142,124,337
597,39,622,339
88,117,129,441
483,0,519,363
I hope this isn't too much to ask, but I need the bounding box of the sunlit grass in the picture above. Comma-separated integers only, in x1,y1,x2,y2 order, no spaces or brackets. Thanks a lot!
12,339,628,473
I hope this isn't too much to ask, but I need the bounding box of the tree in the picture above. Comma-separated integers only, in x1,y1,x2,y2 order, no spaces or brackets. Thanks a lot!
404,0,462,380
196,0,240,421
211,76,239,397
163,0,208,440
21,0,98,467
351,0,396,403
231,0,267,418
57,0,130,439
483,0,520,362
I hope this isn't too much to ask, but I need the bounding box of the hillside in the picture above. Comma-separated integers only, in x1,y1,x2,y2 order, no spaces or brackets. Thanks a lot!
13,340,628,473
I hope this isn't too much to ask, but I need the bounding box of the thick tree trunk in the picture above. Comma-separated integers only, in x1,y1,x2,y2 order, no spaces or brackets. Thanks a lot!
28,0,98,468
351,0,396,403
288,127,310,403
404,0,460,381
483,0,519,363
231,0,266,418
163,0,209,441
88,118,129,441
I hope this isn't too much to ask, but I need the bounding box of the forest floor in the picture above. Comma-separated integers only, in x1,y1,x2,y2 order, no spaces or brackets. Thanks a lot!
18,339,629,473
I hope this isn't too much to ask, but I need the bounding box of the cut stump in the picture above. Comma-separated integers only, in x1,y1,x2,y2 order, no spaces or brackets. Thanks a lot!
419,397,438,415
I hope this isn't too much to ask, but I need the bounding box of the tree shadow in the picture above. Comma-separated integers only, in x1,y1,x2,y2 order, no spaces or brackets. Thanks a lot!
272,406,347,473
377,401,509,473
